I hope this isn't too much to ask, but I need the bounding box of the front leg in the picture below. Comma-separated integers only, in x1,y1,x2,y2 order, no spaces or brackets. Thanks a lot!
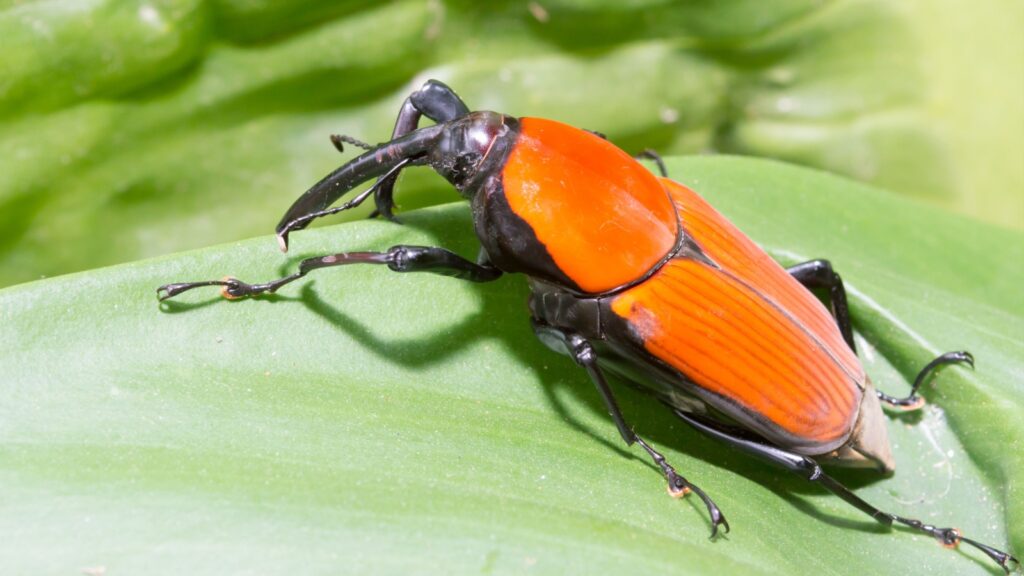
372,80,471,221
532,320,729,538
157,245,502,301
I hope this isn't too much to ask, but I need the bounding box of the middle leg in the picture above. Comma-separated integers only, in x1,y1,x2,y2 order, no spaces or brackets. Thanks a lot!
532,320,729,537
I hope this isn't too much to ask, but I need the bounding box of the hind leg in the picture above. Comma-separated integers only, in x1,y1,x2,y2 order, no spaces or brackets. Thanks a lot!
786,259,971,410
674,410,1018,572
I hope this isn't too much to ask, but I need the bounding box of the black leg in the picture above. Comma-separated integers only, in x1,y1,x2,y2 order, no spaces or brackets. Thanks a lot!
157,245,502,301
370,80,471,221
786,260,974,412
635,149,668,177
531,321,729,538
875,350,974,411
786,259,856,353
675,410,1019,573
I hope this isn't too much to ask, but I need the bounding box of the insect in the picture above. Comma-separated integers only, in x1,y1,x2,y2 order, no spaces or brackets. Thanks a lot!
157,80,1018,572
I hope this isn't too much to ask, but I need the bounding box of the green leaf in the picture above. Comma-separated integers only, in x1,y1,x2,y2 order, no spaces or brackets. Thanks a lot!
1,156,1019,574
902,0,1024,230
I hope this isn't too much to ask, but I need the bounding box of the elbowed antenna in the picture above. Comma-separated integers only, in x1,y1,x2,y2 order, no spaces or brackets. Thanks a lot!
274,123,444,251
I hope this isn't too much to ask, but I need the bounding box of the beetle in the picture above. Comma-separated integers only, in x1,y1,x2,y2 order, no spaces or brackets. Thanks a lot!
157,80,1018,572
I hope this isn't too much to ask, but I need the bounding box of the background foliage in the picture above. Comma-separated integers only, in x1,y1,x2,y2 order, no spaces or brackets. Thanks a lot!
0,0,1021,288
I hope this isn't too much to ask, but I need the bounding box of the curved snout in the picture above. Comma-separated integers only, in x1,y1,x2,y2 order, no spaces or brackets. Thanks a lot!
274,124,443,250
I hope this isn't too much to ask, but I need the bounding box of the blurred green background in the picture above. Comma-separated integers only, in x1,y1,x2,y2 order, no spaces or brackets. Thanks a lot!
0,0,1021,289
